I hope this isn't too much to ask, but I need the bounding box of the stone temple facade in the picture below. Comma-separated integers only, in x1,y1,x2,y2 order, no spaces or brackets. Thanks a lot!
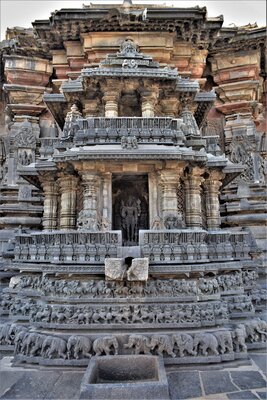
0,0,266,376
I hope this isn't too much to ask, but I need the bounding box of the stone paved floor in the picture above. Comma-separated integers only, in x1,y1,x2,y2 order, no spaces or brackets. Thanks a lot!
0,352,266,400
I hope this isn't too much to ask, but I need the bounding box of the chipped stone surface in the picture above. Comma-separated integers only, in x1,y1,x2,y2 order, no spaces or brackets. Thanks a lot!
126,258,149,281
105,258,126,281
167,371,202,399
201,371,238,395
230,371,267,390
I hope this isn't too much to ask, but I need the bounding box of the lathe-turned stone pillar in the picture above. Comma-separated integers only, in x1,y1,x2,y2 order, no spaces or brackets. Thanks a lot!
161,98,178,118
58,174,79,230
101,172,112,230
149,172,160,228
78,173,101,230
141,91,156,117
203,171,223,230
159,167,184,227
184,167,205,228
84,99,99,118
103,93,119,117
41,176,58,231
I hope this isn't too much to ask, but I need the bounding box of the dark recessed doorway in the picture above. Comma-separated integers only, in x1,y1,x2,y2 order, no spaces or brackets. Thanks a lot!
112,174,149,246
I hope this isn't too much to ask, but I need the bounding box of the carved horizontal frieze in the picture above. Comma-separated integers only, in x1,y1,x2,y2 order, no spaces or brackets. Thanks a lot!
81,66,178,80
2,318,266,365
140,230,252,263
28,301,229,327
13,230,253,265
14,231,122,264
10,271,254,299
69,117,186,146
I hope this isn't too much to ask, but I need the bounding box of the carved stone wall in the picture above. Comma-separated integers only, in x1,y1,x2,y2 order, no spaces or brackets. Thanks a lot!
0,2,266,370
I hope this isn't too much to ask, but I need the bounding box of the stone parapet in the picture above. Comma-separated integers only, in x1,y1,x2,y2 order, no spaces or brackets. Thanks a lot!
140,230,253,263
13,231,122,264
66,117,186,146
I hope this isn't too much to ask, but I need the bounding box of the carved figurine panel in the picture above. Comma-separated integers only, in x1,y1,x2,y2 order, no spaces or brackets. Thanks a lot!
112,174,149,246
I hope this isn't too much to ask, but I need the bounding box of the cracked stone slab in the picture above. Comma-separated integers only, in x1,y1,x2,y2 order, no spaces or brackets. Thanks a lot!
0,371,25,398
250,354,267,376
230,371,267,390
44,372,83,399
105,258,126,281
201,371,238,395
126,258,149,281
0,371,61,399
256,391,267,399
227,390,259,399
167,371,202,399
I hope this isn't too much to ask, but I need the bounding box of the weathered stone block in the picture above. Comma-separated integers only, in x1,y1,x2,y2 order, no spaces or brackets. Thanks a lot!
105,258,126,281
80,355,169,400
127,258,149,281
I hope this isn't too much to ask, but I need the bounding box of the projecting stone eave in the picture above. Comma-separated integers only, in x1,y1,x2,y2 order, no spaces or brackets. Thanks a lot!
51,144,208,163
221,161,245,188
43,93,68,129
17,161,57,189
32,5,223,50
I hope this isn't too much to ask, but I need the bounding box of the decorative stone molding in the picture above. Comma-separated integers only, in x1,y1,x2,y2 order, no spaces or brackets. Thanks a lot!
77,173,101,231
159,168,184,227
183,167,205,228
58,174,79,230
203,171,223,230
62,104,82,140
40,175,58,230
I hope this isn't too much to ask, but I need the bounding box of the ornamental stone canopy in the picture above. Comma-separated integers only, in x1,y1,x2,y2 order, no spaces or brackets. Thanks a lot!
0,1,266,396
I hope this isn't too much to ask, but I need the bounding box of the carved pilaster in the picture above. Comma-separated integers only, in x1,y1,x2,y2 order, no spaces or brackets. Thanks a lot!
41,176,58,231
141,91,157,117
101,172,112,230
203,171,223,230
159,168,184,228
149,172,160,228
103,81,121,117
77,173,101,230
58,174,79,230
184,167,205,228
84,99,100,117
161,98,179,118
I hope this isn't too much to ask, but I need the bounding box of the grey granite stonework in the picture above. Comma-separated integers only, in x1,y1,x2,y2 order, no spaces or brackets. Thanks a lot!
0,1,266,399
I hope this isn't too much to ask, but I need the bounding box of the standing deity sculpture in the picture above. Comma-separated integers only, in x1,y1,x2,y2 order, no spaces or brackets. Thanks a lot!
120,196,141,245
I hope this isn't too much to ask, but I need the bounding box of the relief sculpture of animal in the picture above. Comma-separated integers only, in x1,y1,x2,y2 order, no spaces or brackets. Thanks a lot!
92,336,119,356
41,336,67,359
213,330,233,354
124,334,151,355
150,334,176,358
193,333,219,356
67,336,92,359
172,333,196,357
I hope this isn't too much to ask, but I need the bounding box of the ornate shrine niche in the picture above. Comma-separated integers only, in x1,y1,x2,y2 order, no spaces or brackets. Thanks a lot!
119,91,142,117
112,174,149,246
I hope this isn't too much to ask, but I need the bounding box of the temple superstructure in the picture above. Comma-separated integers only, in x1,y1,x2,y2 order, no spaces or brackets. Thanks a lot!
0,1,266,369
